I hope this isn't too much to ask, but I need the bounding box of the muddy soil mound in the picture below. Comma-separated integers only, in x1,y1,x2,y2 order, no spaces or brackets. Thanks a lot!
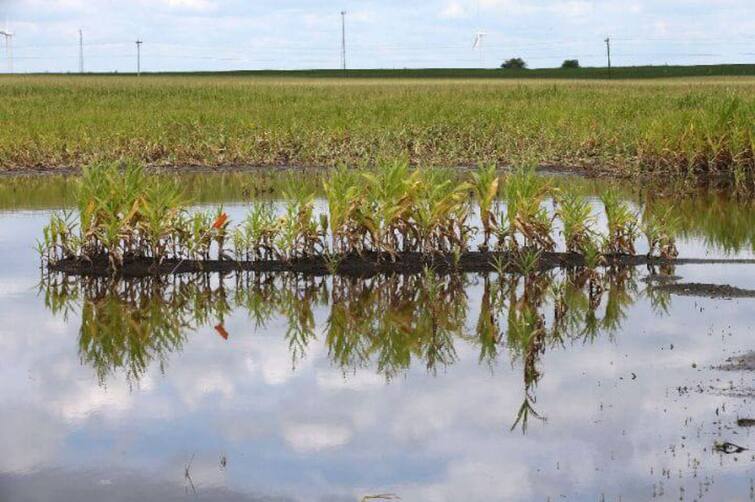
652,282,755,299
716,351,755,371
48,252,679,278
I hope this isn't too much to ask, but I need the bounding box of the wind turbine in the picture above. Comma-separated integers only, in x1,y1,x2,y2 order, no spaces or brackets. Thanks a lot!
472,31,486,67
471,0,486,67
0,21,13,74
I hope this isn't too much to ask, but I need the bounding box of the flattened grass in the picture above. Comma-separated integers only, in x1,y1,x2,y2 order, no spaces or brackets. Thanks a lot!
0,75,753,177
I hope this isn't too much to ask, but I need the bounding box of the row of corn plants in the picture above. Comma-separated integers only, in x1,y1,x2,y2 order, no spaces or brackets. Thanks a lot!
40,161,680,271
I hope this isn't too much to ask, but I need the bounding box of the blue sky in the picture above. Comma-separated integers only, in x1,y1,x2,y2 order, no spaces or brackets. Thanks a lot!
1,0,753,72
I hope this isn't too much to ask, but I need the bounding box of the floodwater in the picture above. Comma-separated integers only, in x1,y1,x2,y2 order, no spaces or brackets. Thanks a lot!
0,173,753,502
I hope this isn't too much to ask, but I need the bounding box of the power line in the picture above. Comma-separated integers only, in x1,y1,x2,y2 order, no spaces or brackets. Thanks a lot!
10,33,755,52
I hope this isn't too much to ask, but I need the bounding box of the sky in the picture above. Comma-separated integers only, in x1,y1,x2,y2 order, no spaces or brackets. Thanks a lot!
0,0,753,73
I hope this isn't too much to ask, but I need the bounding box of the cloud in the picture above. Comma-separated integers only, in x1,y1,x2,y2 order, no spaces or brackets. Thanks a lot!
283,422,352,453
3,0,754,70
163,0,216,12
0,407,65,473
439,1,466,19
549,0,593,17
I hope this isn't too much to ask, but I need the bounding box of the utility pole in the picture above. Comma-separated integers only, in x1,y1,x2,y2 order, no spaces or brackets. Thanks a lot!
78,29,84,73
604,37,612,79
135,39,142,76
340,11,347,71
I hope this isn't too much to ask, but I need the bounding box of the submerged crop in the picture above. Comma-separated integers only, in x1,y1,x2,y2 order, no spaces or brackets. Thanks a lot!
40,161,681,274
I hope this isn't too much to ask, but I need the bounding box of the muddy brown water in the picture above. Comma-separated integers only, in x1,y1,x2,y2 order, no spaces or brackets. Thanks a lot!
0,172,753,501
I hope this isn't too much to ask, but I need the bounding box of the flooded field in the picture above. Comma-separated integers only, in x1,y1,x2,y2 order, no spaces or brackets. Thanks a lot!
0,172,753,501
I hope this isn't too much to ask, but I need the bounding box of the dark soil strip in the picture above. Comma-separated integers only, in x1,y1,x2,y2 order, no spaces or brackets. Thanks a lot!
0,163,598,181
653,282,755,299
47,252,755,278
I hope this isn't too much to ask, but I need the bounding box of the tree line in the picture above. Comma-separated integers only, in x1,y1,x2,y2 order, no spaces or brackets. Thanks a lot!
501,58,580,70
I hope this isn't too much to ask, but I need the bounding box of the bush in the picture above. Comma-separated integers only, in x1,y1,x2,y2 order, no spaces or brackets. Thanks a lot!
501,58,527,70
561,59,580,69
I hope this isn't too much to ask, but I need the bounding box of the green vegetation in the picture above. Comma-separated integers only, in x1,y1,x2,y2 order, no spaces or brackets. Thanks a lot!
40,161,681,270
40,64,754,79
557,189,597,255
601,189,639,255
3,169,747,254
0,73,753,178
501,58,527,70
561,59,580,69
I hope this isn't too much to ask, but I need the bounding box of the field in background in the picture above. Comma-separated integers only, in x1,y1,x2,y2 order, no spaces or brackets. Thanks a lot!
0,71,753,178
25,64,755,80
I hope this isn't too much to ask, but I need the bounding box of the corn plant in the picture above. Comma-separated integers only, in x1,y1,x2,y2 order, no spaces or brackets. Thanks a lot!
138,179,184,262
557,190,597,255
471,164,499,251
500,167,555,252
601,189,639,255
324,166,377,255
238,202,276,260
40,160,680,273
641,205,679,259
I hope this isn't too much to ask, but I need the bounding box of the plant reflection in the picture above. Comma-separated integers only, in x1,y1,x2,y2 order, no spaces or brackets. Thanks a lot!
41,266,671,432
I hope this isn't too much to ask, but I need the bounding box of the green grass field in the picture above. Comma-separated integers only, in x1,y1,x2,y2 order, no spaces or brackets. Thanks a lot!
0,68,753,178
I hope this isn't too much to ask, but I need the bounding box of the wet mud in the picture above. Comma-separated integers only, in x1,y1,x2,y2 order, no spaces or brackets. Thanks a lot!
716,351,755,371
652,282,755,299
48,252,755,278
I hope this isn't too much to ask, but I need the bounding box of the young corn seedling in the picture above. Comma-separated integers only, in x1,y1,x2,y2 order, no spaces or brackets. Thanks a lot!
471,164,499,251
186,211,212,260
211,207,230,260
284,181,326,258
325,166,377,256
641,205,679,259
139,179,185,263
500,167,555,252
241,202,276,260
514,247,542,276
557,190,597,255
43,160,687,275
363,161,419,257
601,189,639,255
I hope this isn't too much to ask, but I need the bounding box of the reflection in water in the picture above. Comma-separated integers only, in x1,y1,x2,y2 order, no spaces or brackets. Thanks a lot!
662,193,754,254
42,267,671,431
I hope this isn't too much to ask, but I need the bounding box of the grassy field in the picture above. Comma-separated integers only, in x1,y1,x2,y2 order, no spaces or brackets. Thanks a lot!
0,72,753,178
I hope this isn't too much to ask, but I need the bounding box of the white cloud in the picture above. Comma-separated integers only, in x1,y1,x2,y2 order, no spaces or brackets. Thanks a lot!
439,1,466,19
163,0,216,11
316,370,384,391
653,19,670,36
3,0,754,70
0,407,65,473
56,378,134,422
550,0,593,17
283,422,352,453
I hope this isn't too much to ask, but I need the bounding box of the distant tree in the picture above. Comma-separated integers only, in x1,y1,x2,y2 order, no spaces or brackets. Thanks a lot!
501,57,527,70
561,59,580,69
